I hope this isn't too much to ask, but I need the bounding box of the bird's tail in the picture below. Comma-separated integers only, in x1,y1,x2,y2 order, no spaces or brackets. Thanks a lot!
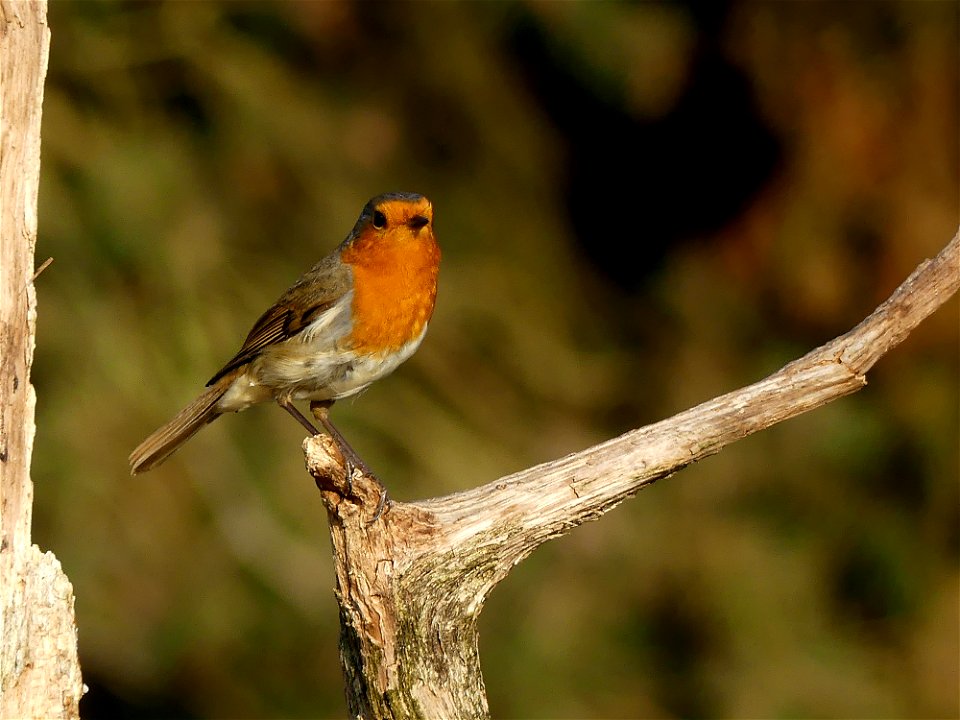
129,373,236,475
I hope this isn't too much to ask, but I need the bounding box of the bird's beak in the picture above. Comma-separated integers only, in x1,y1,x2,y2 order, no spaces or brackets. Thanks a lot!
408,215,430,231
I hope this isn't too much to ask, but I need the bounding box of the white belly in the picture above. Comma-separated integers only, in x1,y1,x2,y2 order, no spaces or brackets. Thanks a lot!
216,292,428,413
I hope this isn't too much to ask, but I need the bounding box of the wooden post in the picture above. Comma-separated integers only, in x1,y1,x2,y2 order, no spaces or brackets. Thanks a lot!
0,2,83,717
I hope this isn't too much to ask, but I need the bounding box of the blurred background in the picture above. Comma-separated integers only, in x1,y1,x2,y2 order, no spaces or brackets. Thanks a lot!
32,1,957,718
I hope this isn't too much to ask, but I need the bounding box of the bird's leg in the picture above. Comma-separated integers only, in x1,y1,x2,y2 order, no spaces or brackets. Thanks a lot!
307,401,372,477
277,397,389,519
277,397,321,435
309,401,390,522
278,397,357,494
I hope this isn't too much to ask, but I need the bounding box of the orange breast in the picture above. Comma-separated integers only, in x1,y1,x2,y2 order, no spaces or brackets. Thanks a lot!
340,230,441,355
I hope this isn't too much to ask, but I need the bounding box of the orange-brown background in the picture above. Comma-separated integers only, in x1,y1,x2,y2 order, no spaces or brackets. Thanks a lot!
34,1,957,717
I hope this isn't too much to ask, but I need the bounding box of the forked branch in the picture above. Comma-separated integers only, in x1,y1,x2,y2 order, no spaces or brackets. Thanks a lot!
306,230,959,719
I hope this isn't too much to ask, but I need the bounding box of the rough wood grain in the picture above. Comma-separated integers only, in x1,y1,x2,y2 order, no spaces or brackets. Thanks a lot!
306,230,958,718
0,2,84,717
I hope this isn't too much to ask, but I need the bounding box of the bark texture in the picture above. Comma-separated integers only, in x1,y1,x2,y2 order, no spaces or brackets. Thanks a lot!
0,2,83,717
306,230,959,718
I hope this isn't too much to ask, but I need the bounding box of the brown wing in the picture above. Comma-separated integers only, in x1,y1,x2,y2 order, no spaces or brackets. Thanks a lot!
207,254,351,386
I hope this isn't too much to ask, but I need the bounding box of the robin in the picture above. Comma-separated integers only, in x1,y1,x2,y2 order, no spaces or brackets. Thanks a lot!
129,191,440,478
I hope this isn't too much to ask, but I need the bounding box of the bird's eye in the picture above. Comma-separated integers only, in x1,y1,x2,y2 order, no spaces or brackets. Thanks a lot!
372,210,387,229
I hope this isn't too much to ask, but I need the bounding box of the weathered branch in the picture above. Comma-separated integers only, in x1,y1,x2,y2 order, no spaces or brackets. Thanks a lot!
307,230,958,718
0,2,83,717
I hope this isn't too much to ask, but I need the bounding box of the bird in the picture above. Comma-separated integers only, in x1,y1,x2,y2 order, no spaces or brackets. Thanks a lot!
129,192,440,478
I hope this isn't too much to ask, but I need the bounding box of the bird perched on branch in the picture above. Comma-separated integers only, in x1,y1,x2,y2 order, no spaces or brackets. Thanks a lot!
129,192,440,478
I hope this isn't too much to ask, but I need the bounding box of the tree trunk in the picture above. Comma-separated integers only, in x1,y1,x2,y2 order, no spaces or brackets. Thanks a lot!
306,231,959,718
0,2,83,717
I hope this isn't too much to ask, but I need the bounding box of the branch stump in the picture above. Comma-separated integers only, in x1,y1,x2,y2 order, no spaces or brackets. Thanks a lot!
308,231,958,718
